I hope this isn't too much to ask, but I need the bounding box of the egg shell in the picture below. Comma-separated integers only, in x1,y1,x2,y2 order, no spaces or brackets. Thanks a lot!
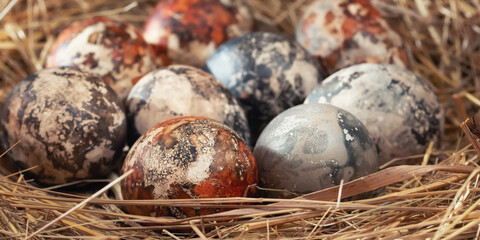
0,67,127,185
47,17,156,100
205,32,325,142
254,103,378,198
127,65,250,145
143,0,252,67
305,63,444,165
121,116,257,218
219,0,254,32
295,0,407,74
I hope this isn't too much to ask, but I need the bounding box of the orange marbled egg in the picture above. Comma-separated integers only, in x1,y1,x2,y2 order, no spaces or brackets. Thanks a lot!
143,0,252,67
121,116,257,218
296,0,407,74
47,17,156,100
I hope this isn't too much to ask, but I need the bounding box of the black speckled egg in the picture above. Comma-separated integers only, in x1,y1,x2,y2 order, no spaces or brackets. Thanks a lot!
127,65,250,144
0,67,127,185
254,103,378,198
205,32,325,142
305,63,444,165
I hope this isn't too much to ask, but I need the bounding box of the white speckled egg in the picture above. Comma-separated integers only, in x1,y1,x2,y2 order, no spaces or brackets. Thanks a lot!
254,103,378,198
296,0,407,74
127,65,250,144
0,67,127,185
205,32,325,142
305,63,444,165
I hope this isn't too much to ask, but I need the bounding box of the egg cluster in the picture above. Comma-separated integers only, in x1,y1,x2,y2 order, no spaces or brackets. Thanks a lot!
0,0,444,220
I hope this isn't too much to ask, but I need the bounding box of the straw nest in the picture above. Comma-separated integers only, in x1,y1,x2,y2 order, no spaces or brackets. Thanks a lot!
1,0,480,239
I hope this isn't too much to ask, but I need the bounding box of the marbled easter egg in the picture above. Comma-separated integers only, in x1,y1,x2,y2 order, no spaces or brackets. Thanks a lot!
121,116,257,218
47,17,156,100
0,67,127,185
305,63,443,165
126,65,250,144
206,32,325,142
143,0,252,67
254,103,378,198
296,0,407,74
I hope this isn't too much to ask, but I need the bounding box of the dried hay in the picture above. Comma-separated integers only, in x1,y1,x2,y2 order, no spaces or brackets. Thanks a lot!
1,0,480,239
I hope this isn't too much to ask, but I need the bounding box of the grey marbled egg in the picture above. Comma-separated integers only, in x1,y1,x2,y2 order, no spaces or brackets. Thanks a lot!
127,65,250,144
205,32,325,143
0,67,127,185
254,103,378,198
305,63,444,165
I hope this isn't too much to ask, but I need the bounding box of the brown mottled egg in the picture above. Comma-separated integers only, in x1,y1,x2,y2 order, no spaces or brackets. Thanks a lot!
296,0,407,74
127,65,250,145
143,0,252,67
0,67,127,185
46,17,156,100
121,117,257,218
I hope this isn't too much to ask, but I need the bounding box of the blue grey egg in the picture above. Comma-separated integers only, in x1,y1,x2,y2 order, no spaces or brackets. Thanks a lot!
305,63,444,165
254,103,378,198
205,32,325,143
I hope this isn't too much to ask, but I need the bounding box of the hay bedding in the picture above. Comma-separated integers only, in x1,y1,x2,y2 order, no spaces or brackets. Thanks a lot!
1,0,480,239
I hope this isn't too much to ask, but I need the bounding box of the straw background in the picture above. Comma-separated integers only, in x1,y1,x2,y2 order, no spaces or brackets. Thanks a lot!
1,0,480,239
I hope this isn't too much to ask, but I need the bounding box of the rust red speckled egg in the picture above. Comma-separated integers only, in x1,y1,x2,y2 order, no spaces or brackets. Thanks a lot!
46,17,156,100
143,0,252,67
296,0,407,74
121,117,257,218
0,67,127,185
127,65,250,145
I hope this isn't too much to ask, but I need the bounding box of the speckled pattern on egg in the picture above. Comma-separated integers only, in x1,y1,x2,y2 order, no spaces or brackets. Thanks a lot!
143,0,252,67
205,32,325,142
254,103,378,198
127,65,250,145
0,67,127,185
296,0,407,74
305,63,444,165
121,117,257,218
47,17,156,100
